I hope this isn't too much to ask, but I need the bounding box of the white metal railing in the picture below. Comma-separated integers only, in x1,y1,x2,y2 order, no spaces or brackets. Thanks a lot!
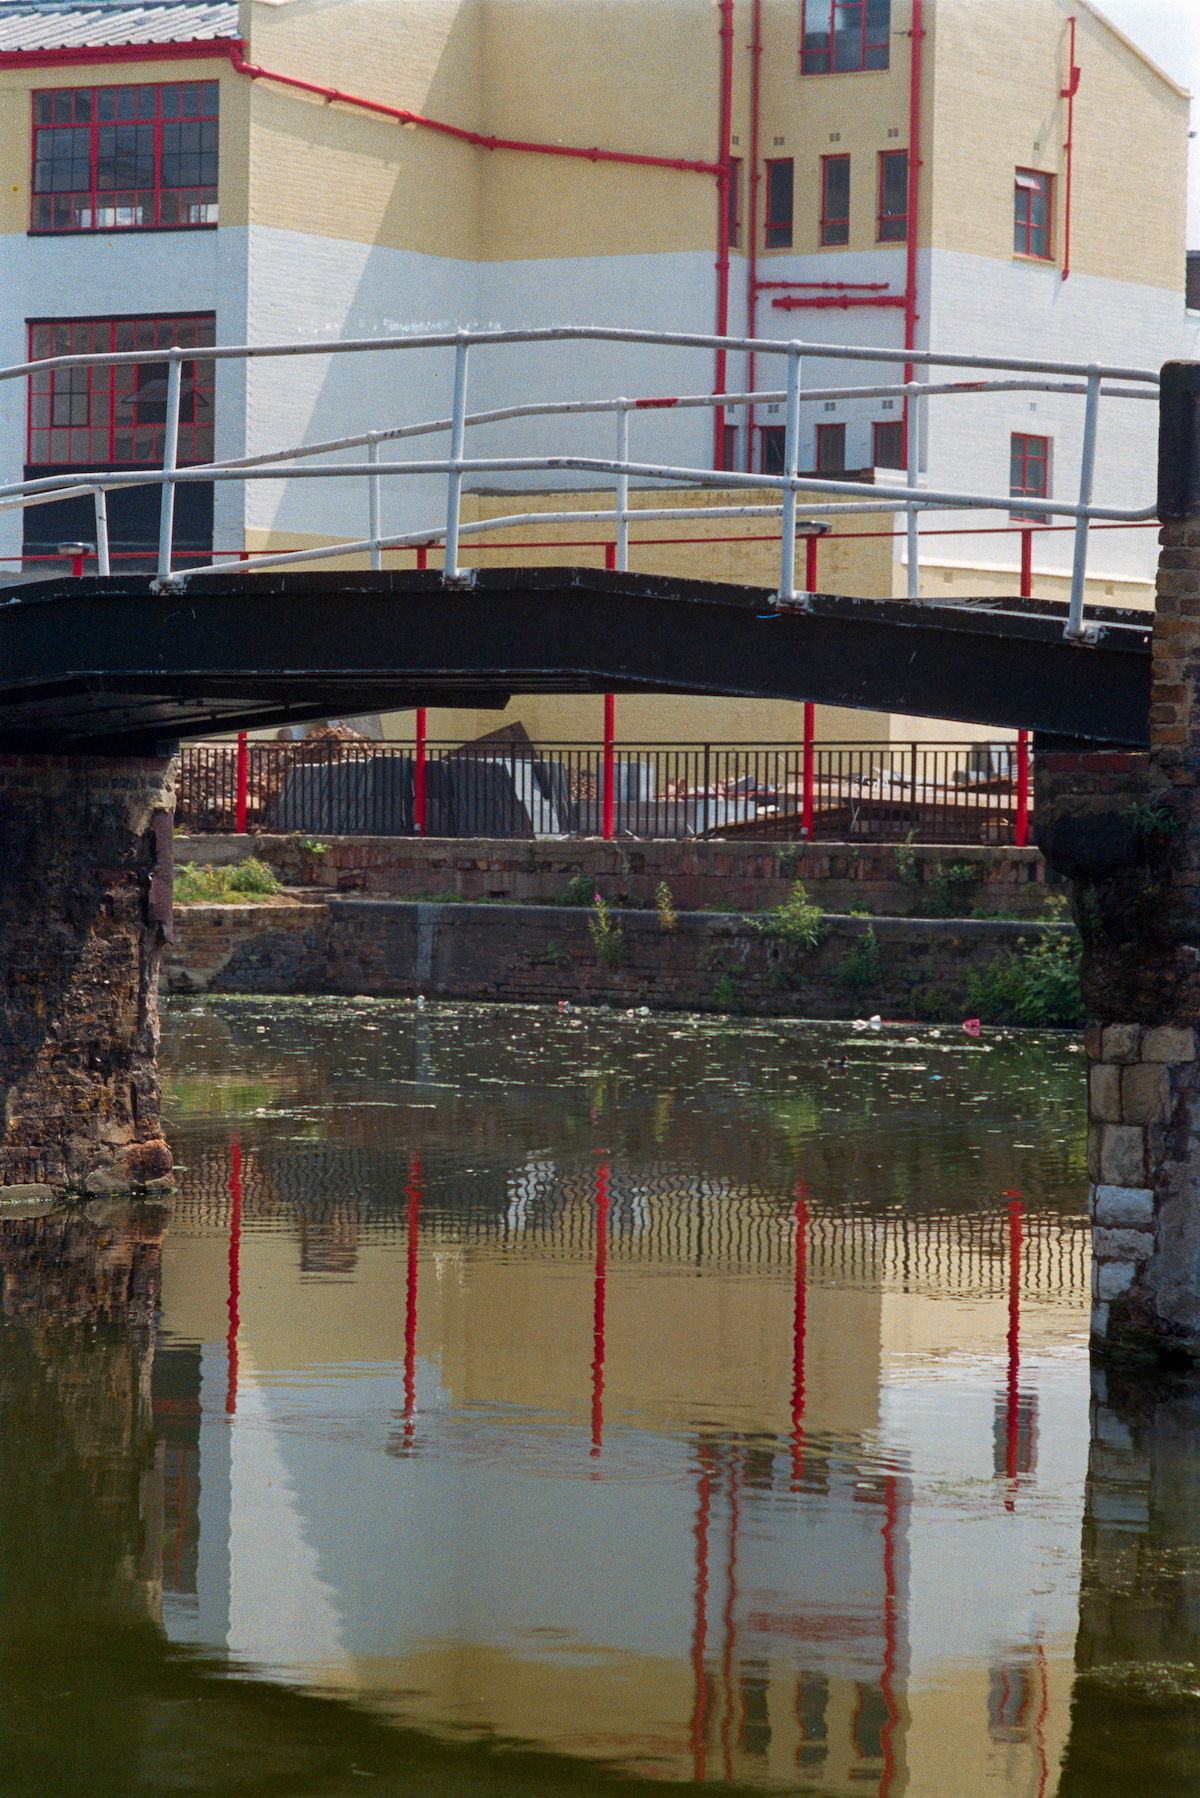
0,325,1161,642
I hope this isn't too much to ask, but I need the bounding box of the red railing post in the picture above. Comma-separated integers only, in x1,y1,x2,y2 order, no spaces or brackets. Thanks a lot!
804,532,819,594
1019,526,1033,601
235,731,248,834
801,702,815,838
602,693,615,840
417,543,428,571
415,707,427,836
605,540,616,572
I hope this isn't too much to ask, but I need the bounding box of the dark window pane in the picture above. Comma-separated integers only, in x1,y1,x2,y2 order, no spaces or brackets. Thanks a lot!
765,158,793,247
97,87,116,120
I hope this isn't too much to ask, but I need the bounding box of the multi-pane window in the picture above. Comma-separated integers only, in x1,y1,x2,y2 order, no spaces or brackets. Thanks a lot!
1014,168,1052,260
873,418,904,468
1010,432,1050,520
28,315,216,466
761,425,785,473
31,82,219,232
802,0,890,73
821,155,850,246
765,158,794,248
816,421,846,474
877,149,907,241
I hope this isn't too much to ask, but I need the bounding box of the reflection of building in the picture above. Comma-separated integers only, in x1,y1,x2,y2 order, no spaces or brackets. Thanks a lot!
0,0,1195,748
156,1131,1090,1791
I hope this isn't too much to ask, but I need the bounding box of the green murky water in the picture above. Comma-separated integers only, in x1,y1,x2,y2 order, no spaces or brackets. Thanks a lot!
1,999,1196,1795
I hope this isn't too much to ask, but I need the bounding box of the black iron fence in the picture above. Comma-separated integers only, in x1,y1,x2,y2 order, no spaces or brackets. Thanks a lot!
175,737,1025,844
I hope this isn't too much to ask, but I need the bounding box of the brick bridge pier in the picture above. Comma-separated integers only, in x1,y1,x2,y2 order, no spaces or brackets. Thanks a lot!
1037,366,1200,1365
0,753,174,1198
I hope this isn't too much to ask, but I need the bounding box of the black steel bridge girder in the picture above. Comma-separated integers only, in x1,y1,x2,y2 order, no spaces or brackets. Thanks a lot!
0,566,1151,752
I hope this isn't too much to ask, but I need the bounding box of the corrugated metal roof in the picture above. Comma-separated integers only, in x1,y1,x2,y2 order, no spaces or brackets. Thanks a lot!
0,2,240,53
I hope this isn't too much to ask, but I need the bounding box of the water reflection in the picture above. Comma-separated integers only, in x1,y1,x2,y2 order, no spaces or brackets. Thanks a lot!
6,998,1179,1796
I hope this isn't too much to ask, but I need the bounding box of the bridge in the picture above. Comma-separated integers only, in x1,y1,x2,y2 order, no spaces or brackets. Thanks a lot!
3,322,1199,1373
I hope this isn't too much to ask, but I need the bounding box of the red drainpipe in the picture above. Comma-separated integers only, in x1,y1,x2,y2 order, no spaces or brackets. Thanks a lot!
1060,17,1080,282
903,0,925,457
713,0,736,466
745,0,763,470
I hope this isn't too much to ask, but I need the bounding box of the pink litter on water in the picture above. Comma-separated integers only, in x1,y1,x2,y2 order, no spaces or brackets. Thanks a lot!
963,1018,982,1037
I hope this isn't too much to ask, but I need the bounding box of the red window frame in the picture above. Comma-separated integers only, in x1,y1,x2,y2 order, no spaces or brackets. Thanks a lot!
877,148,907,242
820,154,850,246
801,0,891,74
1010,432,1050,520
1014,168,1052,260
765,158,794,248
31,80,219,234
27,314,216,468
816,421,846,474
873,419,904,468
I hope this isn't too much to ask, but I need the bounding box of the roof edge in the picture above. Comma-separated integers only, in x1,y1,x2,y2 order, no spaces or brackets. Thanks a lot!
1076,0,1190,100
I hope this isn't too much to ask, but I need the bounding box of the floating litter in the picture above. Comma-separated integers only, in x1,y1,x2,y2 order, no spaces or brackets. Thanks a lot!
869,1015,882,1030
963,1017,981,1037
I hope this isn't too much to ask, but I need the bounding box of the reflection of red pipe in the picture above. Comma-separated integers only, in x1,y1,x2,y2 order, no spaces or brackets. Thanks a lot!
403,1151,422,1446
1006,1199,1023,1504
690,1440,714,1780
721,1446,742,1780
226,1134,243,1416
879,1474,901,1798
791,1188,809,1486
591,1159,610,1454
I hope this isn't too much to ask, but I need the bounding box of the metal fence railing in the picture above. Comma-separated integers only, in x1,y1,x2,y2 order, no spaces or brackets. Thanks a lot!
175,737,1026,844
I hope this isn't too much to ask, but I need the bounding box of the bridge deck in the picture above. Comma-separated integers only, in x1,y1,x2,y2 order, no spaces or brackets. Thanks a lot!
0,567,1150,751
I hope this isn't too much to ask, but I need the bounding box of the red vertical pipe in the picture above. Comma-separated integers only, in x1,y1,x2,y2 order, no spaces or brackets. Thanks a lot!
415,707,427,837
791,1187,808,1488
1015,530,1031,847
690,1440,714,1780
590,1158,610,1454
902,0,924,457
745,0,762,469
602,692,616,841
1061,17,1079,282
403,1150,421,1447
225,1133,243,1416
1005,1199,1023,1505
802,702,815,839
713,0,735,466
235,730,248,834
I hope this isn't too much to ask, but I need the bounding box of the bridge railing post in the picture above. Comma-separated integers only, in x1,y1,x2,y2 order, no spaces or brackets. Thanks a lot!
778,342,802,604
92,489,110,576
906,379,921,600
156,350,183,584
367,431,382,571
615,403,630,573
1065,365,1101,641
444,334,470,582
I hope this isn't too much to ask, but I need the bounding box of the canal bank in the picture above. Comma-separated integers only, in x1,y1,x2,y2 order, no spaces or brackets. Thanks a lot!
166,893,1076,1022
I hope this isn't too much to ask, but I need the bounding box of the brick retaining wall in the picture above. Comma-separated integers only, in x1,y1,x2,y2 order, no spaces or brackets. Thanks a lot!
175,832,1050,917
167,896,1068,1020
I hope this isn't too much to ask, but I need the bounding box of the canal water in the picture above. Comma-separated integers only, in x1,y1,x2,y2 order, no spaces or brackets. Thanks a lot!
2,999,1198,1796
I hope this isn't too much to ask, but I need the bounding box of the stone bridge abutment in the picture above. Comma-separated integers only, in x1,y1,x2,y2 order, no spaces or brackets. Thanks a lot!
0,752,174,1199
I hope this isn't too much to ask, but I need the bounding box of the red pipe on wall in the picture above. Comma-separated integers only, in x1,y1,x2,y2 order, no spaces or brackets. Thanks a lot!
713,0,736,465
772,293,906,311
745,0,763,468
903,0,925,452
1060,17,1080,282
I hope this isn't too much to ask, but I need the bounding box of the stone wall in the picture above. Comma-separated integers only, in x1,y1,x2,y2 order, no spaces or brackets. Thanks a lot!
166,895,1067,1020
0,754,175,1194
175,832,1050,917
